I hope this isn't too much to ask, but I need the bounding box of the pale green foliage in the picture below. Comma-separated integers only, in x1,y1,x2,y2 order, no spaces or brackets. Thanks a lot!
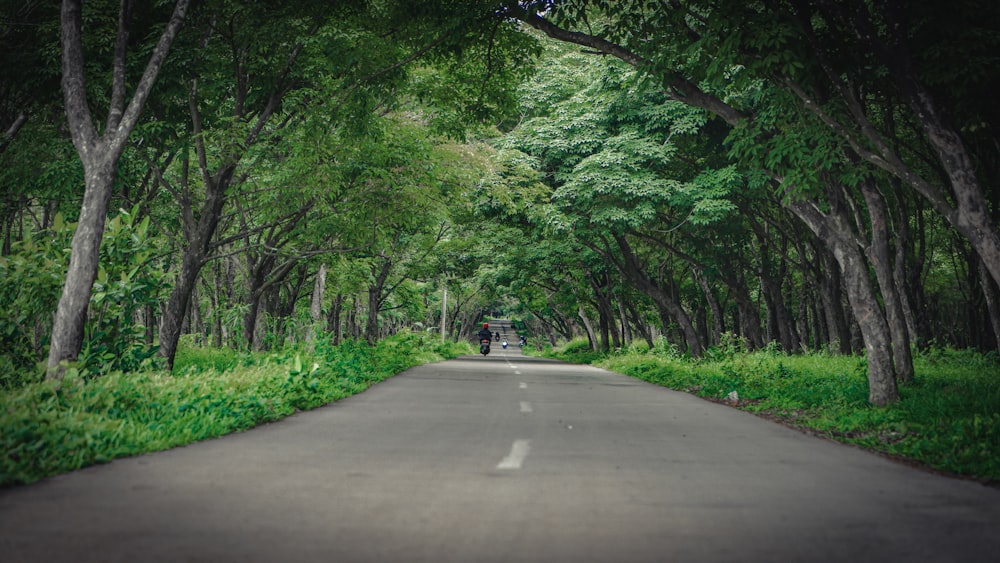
0,208,167,386
473,147,551,221
499,39,737,236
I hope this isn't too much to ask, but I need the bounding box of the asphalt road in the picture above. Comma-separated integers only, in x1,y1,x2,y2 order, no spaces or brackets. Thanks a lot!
2,347,999,562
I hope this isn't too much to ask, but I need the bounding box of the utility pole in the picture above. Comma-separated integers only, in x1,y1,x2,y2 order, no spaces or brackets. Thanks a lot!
440,283,447,342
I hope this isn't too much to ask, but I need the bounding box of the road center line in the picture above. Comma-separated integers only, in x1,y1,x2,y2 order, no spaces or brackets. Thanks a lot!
519,382,527,389
520,401,533,413
497,439,531,470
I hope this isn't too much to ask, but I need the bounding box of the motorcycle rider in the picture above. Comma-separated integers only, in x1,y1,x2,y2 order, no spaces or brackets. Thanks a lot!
477,323,494,345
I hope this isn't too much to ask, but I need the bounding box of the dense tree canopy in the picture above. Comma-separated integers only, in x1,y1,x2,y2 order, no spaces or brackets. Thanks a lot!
0,0,997,406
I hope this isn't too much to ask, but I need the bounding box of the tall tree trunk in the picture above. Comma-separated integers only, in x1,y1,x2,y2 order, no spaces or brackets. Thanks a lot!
344,295,359,340
245,297,262,351
819,248,853,354
787,198,898,405
858,179,914,382
577,307,598,351
242,251,277,352
365,257,393,343
307,264,326,346
588,272,620,351
208,263,223,348
892,186,920,349
597,304,611,352
158,13,309,365
721,270,764,350
47,0,189,378
366,286,380,344
750,221,797,353
613,234,703,356
618,299,632,347
47,157,117,375
625,300,655,348
158,75,239,368
693,267,724,346
189,285,202,344
977,257,1000,353
792,287,806,352
327,294,344,345
158,170,231,367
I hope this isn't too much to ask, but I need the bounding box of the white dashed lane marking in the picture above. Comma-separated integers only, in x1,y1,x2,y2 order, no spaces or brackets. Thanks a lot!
497,440,531,470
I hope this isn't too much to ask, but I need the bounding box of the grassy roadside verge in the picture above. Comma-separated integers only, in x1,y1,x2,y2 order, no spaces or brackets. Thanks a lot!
1,332,470,487
535,340,1000,484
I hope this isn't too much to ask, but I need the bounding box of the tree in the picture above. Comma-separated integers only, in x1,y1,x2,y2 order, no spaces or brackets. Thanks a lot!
47,0,190,379
502,2,906,404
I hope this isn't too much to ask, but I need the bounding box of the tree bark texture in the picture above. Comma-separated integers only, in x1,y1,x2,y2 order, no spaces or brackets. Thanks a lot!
366,256,393,343
307,264,327,346
48,0,189,378
46,156,117,374
577,307,598,351
818,248,853,354
787,198,898,405
977,259,1000,353
858,179,914,382
693,268,724,347
614,234,703,357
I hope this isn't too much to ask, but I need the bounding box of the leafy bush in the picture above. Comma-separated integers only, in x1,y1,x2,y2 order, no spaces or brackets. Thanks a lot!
1,331,470,487
542,337,605,364
0,221,68,383
0,207,166,387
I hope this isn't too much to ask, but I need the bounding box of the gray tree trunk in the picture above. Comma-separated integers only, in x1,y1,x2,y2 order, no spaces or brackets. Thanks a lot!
577,307,598,351
859,179,913,382
613,234,703,357
787,199,899,405
693,268,724,347
819,249,853,354
307,264,327,346
48,0,189,378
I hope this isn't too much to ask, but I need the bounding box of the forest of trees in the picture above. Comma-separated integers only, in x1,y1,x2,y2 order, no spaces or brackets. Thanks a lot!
2,1,998,406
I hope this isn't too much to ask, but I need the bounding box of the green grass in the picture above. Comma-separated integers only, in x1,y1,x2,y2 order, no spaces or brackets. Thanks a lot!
534,337,606,364
1,332,471,487
543,341,1000,483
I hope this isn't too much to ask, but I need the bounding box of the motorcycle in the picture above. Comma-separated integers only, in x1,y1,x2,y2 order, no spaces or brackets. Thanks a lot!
501,340,508,349
480,338,492,356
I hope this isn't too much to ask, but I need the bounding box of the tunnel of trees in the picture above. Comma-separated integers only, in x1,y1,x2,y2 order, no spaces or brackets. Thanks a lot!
1,0,998,406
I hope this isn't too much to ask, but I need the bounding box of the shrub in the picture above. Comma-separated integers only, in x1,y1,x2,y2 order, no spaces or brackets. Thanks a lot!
0,208,166,386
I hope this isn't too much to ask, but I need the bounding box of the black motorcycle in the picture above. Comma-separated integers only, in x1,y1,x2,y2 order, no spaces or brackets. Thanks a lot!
480,338,492,356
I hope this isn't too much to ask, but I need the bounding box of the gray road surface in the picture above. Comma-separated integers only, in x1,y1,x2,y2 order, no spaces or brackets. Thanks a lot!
2,347,999,562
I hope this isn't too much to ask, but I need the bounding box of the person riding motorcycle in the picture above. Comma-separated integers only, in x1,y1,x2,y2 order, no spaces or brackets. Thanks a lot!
477,322,494,343
477,323,494,355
